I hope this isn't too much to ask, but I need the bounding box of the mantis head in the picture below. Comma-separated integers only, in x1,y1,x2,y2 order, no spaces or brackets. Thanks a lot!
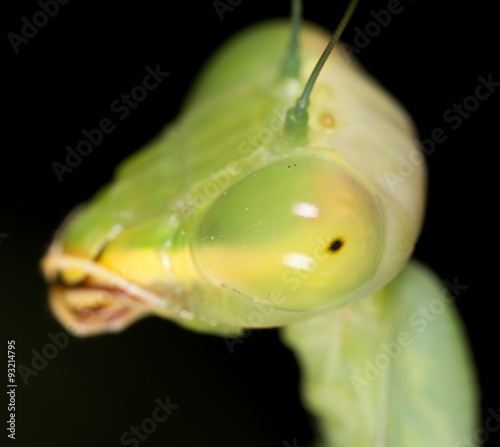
41,0,421,336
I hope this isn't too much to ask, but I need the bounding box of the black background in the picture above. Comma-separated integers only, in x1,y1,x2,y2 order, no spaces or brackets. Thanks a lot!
3,1,498,446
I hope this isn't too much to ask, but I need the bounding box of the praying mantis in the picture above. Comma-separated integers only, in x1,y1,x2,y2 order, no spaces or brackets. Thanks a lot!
41,0,479,445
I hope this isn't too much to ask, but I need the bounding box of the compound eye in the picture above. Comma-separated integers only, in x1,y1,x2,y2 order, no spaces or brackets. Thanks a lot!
193,156,384,310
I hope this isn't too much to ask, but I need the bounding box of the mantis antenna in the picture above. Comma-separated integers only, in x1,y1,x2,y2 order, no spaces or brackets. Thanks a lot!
285,0,360,143
281,0,302,77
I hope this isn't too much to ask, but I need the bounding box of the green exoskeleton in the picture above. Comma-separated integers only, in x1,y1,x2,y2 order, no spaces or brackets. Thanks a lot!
41,1,479,445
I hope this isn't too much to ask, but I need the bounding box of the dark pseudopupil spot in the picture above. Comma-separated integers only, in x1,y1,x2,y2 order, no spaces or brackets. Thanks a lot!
328,238,344,253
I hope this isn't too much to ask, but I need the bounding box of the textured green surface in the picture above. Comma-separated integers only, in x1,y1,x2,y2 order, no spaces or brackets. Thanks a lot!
281,261,479,447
